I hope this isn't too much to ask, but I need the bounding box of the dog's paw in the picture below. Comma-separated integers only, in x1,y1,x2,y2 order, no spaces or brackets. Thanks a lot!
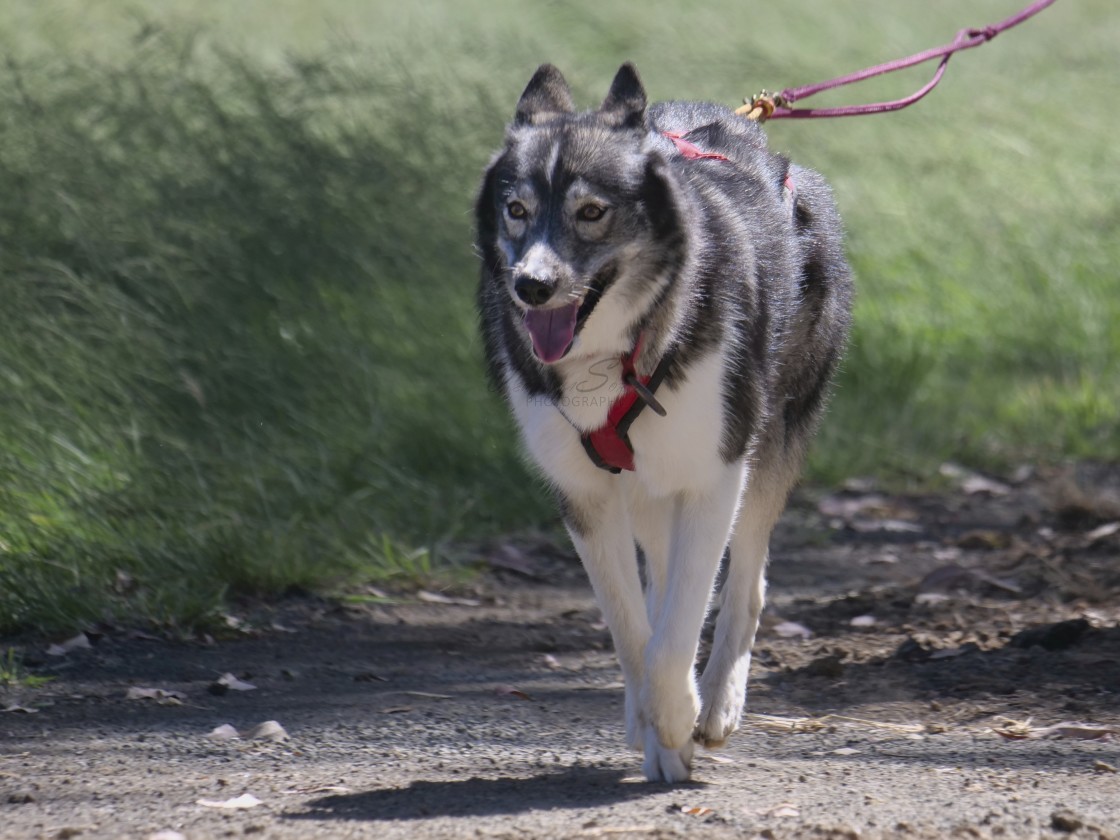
643,678,700,751
695,658,749,748
693,686,743,748
642,726,694,783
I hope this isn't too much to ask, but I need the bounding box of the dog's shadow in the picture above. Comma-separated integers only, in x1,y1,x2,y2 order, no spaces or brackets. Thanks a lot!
286,765,696,822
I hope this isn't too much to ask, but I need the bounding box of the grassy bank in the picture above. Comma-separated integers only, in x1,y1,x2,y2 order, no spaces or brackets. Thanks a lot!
1,0,1116,632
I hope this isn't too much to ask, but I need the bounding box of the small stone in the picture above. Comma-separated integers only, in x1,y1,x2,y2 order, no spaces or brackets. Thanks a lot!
805,654,845,679
244,720,288,742
8,791,35,804
1011,619,1090,651
1051,809,1083,833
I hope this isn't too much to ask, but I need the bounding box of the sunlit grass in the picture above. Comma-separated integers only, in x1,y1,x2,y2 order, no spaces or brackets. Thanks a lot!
0,0,1115,632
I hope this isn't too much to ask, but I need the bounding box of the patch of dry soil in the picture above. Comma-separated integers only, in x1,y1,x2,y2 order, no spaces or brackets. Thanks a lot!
2,464,1118,839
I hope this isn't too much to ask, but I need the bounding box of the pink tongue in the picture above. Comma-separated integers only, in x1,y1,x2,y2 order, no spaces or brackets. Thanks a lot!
523,303,579,363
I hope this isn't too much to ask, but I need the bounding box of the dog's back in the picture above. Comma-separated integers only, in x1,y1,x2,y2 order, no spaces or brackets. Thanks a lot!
642,100,852,467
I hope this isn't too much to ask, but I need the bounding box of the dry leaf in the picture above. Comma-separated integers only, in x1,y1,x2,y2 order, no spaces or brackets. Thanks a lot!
746,713,922,735
127,630,163,642
196,793,262,810
696,753,734,765
1093,760,1117,774
207,724,240,742
773,621,812,639
680,806,714,817
417,590,481,607
961,475,1011,496
1086,522,1120,543
919,564,975,593
244,720,288,742
380,705,413,714
764,803,801,818
214,673,257,692
992,718,1118,741
1037,723,1117,741
969,568,1022,593
914,592,951,606
46,633,91,657
957,529,1012,550
494,684,532,701
818,494,889,519
402,691,454,699
1,704,38,714
126,687,186,702
849,518,922,534
865,552,899,565
576,827,658,837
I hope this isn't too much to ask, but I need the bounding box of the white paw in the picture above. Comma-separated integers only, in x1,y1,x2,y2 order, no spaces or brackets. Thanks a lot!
642,726,694,783
695,656,750,747
642,677,700,751
693,681,743,748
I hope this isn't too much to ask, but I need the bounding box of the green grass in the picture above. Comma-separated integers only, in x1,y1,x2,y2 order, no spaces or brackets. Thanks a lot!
0,0,1116,633
0,648,54,689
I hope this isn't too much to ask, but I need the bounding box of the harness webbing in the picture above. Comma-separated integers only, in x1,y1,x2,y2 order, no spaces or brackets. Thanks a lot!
580,335,675,473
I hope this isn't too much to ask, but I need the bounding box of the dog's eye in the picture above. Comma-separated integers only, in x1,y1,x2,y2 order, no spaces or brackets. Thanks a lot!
506,201,528,220
576,204,607,222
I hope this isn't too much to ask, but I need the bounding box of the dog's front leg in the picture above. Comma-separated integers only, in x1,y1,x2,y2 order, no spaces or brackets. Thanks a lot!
563,492,651,754
695,460,794,748
640,461,746,782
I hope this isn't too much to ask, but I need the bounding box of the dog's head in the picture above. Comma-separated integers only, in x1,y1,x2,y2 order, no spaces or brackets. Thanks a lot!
476,64,684,365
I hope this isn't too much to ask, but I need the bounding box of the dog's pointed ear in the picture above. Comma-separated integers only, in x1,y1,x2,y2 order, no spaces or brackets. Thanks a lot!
600,63,647,129
515,64,575,126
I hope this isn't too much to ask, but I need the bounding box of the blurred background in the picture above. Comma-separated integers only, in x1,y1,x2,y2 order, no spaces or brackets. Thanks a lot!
0,0,1115,633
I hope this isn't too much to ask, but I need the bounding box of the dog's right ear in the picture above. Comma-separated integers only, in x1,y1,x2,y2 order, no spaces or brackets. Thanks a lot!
514,64,575,126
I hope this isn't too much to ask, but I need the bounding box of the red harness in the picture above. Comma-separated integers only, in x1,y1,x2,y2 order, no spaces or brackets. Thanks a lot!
580,334,674,473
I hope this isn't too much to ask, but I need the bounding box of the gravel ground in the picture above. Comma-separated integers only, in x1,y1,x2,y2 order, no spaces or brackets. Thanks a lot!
3,464,1119,839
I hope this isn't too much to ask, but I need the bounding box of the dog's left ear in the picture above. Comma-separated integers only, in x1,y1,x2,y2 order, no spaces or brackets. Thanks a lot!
600,63,647,129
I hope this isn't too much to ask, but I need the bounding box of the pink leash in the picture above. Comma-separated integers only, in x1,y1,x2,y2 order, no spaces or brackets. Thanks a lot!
738,0,1058,121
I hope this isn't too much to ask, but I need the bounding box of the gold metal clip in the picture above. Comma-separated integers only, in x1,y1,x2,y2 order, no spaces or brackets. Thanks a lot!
735,90,784,122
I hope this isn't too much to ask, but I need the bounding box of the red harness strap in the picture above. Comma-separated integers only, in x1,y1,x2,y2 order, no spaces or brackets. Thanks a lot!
581,334,674,473
662,130,730,162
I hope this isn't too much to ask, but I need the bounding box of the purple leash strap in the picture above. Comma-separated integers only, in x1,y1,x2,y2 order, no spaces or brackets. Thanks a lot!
738,0,1058,120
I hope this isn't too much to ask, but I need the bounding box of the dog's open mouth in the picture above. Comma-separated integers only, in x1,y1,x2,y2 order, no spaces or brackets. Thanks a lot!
522,266,614,364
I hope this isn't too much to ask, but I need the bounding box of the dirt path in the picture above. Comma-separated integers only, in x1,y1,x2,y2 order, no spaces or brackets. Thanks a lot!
3,465,1119,839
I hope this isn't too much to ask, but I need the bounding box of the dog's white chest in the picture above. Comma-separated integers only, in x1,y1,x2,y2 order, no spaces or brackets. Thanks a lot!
505,347,728,499
628,350,728,495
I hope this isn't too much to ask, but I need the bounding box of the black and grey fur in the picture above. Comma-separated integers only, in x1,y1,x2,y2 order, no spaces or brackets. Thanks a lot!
475,64,852,782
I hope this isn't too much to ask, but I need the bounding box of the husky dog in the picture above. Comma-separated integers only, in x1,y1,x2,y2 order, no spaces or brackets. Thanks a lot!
475,63,852,782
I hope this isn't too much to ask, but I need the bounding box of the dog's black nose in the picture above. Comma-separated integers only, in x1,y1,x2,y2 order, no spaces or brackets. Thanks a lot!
514,275,554,307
